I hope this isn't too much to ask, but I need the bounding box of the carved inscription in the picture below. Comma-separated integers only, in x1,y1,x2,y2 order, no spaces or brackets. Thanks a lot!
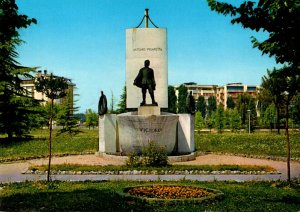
133,47,163,52
139,127,162,133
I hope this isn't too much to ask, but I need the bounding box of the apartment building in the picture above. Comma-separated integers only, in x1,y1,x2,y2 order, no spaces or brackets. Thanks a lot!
175,82,259,110
217,83,259,110
174,82,218,104
20,70,75,105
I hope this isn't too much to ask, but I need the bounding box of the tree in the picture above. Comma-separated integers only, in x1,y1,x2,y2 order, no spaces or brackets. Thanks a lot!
194,111,205,131
207,96,217,117
291,94,300,126
213,106,225,133
261,67,300,181
227,96,235,109
35,73,69,182
248,97,257,132
261,68,285,134
0,0,37,138
108,90,115,113
177,84,188,113
236,93,249,124
85,109,98,129
57,85,80,134
196,96,206,118
207,0,300,75
116,86,126,114
167,85,177,113
279,68,300,182
262,103,276,131
227,108,241,132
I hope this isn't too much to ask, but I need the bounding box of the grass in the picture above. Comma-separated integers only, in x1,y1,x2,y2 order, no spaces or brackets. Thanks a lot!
29,164,276,173
1,129,299,160
195,131,300,158
1,180,299,211
0,129,98,160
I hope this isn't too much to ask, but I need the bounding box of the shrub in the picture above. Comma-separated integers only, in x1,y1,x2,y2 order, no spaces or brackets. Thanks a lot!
142,141,168,167
126,151,143,167
126,141,168,167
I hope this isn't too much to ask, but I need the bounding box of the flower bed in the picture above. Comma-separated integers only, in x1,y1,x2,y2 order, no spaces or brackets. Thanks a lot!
123,185,223,204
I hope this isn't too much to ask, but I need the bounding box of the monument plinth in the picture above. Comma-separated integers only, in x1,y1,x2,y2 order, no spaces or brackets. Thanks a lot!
117,113,178,155
138,106,160,115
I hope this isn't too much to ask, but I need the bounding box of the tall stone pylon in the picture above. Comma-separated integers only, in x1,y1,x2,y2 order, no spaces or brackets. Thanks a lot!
126,9,168,108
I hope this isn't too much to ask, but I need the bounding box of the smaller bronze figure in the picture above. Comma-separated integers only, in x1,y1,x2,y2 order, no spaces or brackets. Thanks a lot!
133,60,158,106
98,91,107,115
186,91,195,115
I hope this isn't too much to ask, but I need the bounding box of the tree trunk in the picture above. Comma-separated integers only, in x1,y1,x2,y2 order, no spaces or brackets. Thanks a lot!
47,99,54,182
7,132,13,140
276,106,280,134
285,103,291,182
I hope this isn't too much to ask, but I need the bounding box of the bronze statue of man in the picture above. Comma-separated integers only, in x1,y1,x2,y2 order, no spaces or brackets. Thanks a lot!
133,60,158,106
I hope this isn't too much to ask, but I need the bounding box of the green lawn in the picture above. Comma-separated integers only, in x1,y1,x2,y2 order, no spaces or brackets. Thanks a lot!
195,131,300,158
1,129,300,160
0,129,98,160
1,181,299,211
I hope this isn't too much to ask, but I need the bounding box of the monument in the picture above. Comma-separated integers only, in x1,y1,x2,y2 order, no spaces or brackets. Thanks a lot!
98,9,194,156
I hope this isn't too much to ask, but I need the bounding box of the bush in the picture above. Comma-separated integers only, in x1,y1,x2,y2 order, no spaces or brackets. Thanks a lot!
126,141,168,167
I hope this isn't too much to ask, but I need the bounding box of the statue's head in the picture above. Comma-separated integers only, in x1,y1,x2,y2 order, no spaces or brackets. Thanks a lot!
144,60,150,67
101,91,104,95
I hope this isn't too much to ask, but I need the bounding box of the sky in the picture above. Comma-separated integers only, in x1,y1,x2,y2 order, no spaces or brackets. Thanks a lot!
16,0,278,113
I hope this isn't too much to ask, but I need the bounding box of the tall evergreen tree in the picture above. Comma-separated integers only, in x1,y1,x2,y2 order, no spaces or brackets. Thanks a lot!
177,84,188,113
194,111,205,130
167,85,177,113
116,86,126,114
226,96,235,109
196,96,206,118
213,106,225,133
237,93,250,125
207,96,217,117
0,0,37,138
108,90,115,113
227,108,241,132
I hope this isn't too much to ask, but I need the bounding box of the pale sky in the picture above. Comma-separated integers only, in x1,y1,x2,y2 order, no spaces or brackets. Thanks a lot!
16,0,278,113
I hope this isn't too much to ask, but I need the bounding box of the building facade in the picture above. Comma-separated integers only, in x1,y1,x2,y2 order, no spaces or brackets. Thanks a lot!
20,70,75,105
175,82,259,110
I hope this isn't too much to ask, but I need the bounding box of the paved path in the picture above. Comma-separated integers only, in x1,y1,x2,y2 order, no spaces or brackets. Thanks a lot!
1,154,299,183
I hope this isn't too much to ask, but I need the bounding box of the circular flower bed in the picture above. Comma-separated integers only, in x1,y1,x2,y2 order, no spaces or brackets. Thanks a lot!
123,185,223,204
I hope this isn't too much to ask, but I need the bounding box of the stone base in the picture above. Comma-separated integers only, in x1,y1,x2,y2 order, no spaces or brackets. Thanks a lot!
138,106,160,115
117,113,178,155
98,114,118,154
177,114,195,154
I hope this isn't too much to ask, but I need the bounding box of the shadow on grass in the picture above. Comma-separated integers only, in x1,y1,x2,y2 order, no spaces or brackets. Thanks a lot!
0,188,151,211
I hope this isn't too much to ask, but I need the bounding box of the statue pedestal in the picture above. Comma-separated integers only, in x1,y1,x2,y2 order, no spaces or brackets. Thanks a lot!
98,112,195,156
138,106,160,115
117,112,178,155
